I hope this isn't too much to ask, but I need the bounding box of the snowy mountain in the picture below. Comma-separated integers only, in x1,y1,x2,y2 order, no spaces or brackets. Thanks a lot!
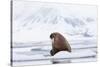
13,1,97,42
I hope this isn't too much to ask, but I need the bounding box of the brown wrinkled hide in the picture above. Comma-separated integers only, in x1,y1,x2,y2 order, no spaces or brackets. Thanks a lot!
50,32,71,56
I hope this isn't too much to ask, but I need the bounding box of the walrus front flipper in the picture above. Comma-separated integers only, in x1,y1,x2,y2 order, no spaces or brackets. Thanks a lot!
50,50,54,56
50,49,59,56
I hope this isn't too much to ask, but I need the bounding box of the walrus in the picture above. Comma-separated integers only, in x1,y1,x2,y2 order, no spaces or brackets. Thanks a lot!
50,32,71,56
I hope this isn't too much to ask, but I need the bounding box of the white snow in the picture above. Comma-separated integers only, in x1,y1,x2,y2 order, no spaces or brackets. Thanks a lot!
53,49,96,59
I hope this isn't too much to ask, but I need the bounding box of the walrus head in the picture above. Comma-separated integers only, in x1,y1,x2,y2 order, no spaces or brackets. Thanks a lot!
50,32,71,56
50,32,56,39
50,32,61,39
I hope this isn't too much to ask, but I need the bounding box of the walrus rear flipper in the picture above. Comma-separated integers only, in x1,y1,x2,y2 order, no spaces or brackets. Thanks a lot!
66,44,72,52
67,48,71,52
